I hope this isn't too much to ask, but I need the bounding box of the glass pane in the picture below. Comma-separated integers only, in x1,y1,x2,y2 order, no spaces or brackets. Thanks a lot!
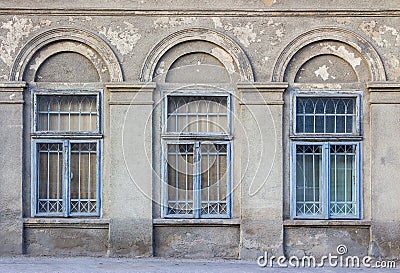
296,97,356,134
70,142,98,214
200,143,228,216
37,95,98,132
167,144,194,215
330,144,357,217
37,143,63,214
295,145,322,216
167,96,228,134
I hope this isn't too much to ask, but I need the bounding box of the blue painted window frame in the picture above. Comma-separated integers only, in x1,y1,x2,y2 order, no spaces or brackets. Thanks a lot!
290,91,362,220
31,89,103,217
161,90,233,219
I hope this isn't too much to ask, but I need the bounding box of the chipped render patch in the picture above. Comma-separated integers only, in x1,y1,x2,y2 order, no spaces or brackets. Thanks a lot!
229,22,257,47
266,19,285,46
325,45,361,69
263,0,277,7
359,20,400,48
153,17,197,29
336,17,351,25
212,17,223,29
100,22,141,56
0,16,41,67
314,65,330,81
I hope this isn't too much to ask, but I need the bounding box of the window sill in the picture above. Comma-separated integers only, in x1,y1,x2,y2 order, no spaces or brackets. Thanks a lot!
23,218,110,229
153,218,240,227
283,219,371,227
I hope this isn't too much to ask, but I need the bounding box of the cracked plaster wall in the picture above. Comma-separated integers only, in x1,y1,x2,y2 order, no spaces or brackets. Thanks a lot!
0,15,399,82
0,0,399,260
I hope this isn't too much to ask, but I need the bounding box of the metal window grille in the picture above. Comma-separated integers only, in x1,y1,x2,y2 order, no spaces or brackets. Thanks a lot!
295,145,322,216
166,96,229,134
329,144,357,217
32,90,102,217
163,93,232,219
35,94,99,133
291,92,361,219
166,142,229,218
293,142,359,219
34,141,100,216
296,97,356,134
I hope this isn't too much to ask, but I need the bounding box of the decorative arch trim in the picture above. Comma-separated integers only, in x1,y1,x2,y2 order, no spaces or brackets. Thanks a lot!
140,28,254,82
272,27,386,82
10,27,123,82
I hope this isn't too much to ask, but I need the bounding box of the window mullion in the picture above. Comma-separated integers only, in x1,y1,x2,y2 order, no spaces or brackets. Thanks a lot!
324,143,330,219
62,140,70,217
194,142,201,218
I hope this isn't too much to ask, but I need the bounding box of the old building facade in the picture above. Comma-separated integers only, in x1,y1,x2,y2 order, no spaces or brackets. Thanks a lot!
0,0,400,260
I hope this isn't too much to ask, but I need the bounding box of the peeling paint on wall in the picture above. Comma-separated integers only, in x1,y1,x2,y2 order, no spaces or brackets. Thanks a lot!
230,23,257,47
216,22,257,48
263,0,277,7
359,21,400,48
0,16,41,68
153,17,197,29
212,17,223,29
325,45,361,69
100,22,141,56
336,17,351,25
314,65,330,81
265,19,285,46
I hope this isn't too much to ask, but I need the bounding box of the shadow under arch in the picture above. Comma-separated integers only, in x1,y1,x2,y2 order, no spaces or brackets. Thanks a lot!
10,27,123,82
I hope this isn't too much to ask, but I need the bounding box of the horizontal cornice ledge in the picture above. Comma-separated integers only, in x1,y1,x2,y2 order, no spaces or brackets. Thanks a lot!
0,81,27,90
367,82,400,92
1,8,400,17
153,218,240,227
237,82,288,92
105,82,156,92
23,218,110,229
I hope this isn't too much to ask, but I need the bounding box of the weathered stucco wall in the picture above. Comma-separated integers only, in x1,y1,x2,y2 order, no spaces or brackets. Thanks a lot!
0,0,399,261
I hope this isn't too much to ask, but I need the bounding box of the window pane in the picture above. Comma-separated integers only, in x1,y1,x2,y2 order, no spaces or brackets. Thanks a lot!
167,144,194,215
295,145,322,216
296,97,356,134
70,143,98,215
37,95,98,132
37,143,63,214
167,96,228,134
200,144,228,216
330,144,357,217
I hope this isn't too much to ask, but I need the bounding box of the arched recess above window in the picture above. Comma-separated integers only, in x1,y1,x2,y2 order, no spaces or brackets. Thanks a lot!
272,27,386,83
11,27,123,82
140,28,254,83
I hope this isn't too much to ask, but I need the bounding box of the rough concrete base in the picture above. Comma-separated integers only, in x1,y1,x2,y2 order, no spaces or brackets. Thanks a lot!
154,226,240,259
24,227,109,256
284,226,370,258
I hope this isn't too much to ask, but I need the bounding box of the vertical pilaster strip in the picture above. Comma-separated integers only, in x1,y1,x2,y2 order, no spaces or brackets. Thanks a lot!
105,82,155,257
237,82,287,259
368,82,400,258
0,81,26,255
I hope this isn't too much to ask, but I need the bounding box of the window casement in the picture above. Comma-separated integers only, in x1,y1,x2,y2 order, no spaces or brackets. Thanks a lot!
31,90,102,217
162,91,232,218
290,91,362,219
